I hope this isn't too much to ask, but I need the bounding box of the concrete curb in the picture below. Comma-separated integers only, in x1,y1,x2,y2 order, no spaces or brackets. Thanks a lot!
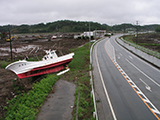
116,37,160,69
90,37,106,120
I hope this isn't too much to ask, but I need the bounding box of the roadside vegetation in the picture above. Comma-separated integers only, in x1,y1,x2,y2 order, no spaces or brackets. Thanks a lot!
0,20,159,34
0,61,10,69
122,35,135,43
121,33,160,59
122,33,160,46
62,43,95,120
1,42,95,120
2,74,59,120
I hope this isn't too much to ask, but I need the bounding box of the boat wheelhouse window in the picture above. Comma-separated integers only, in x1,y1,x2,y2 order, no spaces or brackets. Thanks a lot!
19,65,21,67
44,57,47,60
51,57,53,59
51,52,54,54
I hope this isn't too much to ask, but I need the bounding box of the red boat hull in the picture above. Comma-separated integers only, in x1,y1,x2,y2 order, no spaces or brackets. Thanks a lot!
17,58,72,79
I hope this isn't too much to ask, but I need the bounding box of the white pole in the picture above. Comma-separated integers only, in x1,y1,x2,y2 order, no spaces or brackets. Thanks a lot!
89,22,91,49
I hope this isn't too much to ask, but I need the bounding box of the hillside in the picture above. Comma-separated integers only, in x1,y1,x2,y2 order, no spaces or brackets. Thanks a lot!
0,20,159,34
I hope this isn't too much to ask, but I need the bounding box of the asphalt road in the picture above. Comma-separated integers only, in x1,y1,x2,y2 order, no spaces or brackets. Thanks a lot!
92,35,160,120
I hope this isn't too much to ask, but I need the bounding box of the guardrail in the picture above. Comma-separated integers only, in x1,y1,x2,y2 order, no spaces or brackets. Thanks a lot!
90,37,106,120
120,38,160,59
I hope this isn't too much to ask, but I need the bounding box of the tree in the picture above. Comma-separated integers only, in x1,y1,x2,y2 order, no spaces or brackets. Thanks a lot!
0,32,8,40
155,26,160,32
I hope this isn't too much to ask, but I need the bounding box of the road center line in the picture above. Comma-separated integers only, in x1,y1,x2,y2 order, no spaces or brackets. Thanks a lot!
126,59,160,88
129,56,133,59
95,42,117,120
104,39,160,119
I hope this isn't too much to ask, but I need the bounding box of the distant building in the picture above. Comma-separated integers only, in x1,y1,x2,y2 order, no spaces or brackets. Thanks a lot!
74,34,81,39
93,30,106,38
74,32,94,39
74,30,106,39
126,28,136,35
83,31,94,37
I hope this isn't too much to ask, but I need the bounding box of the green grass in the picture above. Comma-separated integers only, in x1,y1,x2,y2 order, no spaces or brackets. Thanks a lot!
122,35,135,43
138,43,160,46
3,74,59,120
121,34,160,59
0,61,11,69
2,42,95,120
64,43,95,120
69,46,90,70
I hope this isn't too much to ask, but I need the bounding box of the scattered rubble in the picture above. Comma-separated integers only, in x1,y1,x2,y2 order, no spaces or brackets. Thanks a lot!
0,33,88,118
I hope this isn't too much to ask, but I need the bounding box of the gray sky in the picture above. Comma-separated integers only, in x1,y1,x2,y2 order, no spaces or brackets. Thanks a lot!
0,0,159,26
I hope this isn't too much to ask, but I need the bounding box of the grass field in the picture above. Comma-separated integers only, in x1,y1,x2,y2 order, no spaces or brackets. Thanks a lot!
2,43,95,120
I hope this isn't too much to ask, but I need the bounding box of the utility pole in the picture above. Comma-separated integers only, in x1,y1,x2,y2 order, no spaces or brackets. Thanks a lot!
8,25,12,61
89,22,91,49
136,21,138,44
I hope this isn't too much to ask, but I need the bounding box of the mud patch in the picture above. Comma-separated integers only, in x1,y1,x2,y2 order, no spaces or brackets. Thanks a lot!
0,37,88,118
132,33,160,52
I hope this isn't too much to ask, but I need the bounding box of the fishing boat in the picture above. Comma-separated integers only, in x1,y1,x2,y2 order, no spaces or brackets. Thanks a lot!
5,50,74,79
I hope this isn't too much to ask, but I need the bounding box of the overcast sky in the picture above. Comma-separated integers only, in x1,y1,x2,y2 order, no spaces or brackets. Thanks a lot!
0,0,159,26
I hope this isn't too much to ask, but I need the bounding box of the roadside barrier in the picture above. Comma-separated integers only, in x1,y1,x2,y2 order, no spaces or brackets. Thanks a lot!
120,38,160,59
89,37,106,120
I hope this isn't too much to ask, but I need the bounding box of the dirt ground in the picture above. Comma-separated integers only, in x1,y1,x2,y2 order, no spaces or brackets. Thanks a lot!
132,33,160,52
0,36,88,118
0,33,160,118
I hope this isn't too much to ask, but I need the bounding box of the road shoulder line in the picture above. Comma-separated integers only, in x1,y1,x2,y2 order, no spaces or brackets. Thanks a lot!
95,41,117,120
105,39,160,120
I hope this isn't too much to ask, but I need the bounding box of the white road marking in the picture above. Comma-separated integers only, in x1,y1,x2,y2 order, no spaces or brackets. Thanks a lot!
113,60,160,116
139,78,152,92
105,39,160,118
126,59,160,88
95,42,117,120
108,40,116,61
146,86,152,92
129,56,133,59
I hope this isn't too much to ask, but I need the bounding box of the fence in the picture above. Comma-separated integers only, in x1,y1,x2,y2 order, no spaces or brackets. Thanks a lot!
120,38,160,59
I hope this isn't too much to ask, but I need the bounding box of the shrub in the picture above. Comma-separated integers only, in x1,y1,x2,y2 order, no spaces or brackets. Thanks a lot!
5,74,59,119
0,61,9,69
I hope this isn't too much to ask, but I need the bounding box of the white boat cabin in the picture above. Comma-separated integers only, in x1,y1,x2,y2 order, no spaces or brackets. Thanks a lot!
42,50,58,61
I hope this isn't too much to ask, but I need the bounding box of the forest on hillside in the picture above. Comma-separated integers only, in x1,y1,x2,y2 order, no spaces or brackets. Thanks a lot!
0,20,159,34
